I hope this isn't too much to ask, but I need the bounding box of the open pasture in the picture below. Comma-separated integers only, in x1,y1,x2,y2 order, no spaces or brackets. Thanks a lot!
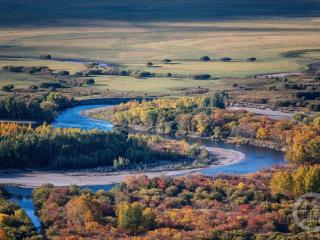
0,0,320,94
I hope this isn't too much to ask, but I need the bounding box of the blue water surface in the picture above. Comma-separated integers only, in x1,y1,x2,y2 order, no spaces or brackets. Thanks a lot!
52,105,113,131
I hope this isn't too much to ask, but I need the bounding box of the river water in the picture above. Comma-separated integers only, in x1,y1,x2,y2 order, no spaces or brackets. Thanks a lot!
5,104,285,231
51,104,285,175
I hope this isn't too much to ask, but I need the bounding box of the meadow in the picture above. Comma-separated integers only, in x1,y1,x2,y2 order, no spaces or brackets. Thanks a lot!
0,0,320,95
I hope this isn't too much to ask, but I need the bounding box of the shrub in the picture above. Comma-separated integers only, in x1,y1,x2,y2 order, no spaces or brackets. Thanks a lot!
85,79,95,85
28,85,38,91
192,74,211,80
221,57,232,62
1,85,14,92
273,100,294,107
86,69,104,75
247,57,257,62
292,112,310,123
146,62,154,67
133,71,154,78
84,62,99,69
57,70,70,76
309,103,320,112
200,56,210,61
39,54,52,59
296,91,320,100
120,70,129,76
74,71,88,77
38,82,65,89
162,59,172,64
2,66,24,73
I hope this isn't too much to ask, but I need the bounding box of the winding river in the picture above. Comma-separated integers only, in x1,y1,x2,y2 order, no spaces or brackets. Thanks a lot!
4,104,285,231
52,104,285,175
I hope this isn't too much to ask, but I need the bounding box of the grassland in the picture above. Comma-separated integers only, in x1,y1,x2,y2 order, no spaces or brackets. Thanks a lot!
0,1,320,95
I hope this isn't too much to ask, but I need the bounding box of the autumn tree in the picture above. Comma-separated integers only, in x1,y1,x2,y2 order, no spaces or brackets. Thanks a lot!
65,196,102,228
270,171,293,196
286,135,320,164
0,229,8,240
271,166,320,196
256,127,269,140
305,166,320,193
142,207,157,230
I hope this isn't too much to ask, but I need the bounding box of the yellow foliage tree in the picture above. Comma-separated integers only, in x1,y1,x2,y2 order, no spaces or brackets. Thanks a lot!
65,196,101,228
0,214,9,224
0,229,8,240
237,182,246,191
256,127,269,140
270,171,293,196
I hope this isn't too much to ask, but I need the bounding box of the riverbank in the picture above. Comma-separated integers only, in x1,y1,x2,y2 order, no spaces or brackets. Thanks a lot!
85,103,289,152
84,102,296,121
0,147,245,187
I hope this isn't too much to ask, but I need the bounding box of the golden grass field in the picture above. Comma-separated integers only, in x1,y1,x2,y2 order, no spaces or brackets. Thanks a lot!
0,18,320,94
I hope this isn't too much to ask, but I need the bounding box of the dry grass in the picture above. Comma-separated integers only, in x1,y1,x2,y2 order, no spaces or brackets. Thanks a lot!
0,18,320,93
127,61,301,78
92,75,223,94
0,59,86,74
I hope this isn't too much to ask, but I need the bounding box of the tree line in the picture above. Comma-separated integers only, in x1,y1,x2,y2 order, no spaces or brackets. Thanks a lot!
99,93,320,164
0,93,72,122
0,123,206,169
271,165,320,196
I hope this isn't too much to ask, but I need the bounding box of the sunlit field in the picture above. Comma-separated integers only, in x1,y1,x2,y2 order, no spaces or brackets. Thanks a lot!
0,0,320,94
1,19,320,93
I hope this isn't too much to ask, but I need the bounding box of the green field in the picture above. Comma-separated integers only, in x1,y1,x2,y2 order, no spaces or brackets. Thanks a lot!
0,0,320,94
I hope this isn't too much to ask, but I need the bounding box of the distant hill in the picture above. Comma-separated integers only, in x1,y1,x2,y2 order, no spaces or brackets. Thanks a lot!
1,0,320,26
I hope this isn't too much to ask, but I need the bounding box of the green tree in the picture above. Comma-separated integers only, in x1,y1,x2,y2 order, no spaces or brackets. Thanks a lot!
213,126,223,139
117,201,143,233
293,112,310,123
270,171,293,196
305,166,320,193
140,109,158,126
305,137,320,164
293,166,309,196
142,207,157,230
1,85,14,92
113,157,131,170
46,92,69,109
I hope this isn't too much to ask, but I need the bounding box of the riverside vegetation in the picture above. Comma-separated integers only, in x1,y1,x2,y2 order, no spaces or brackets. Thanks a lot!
0,123,208,170
1,94,319,239
0,186,40,240
31,168,320,239
93,94,320,165
0,93,73,122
